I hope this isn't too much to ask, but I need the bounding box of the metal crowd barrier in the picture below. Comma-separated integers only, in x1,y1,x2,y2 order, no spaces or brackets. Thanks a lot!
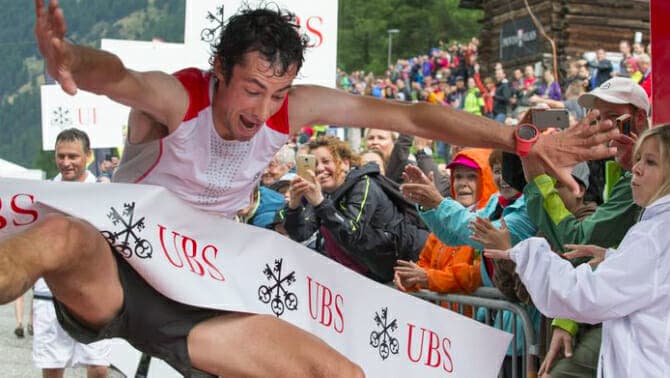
410,287,542,378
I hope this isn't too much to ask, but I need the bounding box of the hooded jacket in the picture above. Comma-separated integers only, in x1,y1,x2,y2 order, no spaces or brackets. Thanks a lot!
406,233,481,294
403,149,496,294
284,163,428,282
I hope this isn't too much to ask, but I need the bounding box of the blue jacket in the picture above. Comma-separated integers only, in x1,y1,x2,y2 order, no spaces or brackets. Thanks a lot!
420,194,540,355
419,194,537,250
249,186,286,229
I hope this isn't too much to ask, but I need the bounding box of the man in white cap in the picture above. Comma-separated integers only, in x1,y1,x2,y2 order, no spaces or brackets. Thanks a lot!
521,76,650,378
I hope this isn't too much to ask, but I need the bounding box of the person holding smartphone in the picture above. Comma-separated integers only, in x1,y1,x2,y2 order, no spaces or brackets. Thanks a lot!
284,136,428,283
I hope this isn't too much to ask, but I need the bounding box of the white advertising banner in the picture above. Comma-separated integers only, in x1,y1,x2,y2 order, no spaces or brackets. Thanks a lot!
40,85,128,150
0,178,511,377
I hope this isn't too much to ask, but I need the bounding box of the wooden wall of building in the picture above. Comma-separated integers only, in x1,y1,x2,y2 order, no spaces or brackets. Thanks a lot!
463,0,649,75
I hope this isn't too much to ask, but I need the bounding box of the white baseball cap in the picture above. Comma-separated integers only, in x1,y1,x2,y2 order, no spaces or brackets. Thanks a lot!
578,77,650,115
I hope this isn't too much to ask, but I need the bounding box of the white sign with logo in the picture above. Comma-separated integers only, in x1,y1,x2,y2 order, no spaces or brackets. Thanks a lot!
0,178,511,377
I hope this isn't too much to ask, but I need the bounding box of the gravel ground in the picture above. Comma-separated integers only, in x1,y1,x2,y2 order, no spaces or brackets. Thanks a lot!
0,293,125,378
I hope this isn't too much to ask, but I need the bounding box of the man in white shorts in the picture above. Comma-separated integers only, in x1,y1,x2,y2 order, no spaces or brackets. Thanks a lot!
32,128,110,378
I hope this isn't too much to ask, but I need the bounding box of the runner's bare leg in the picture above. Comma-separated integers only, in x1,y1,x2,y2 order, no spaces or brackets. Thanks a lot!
0,214,122,328
188,313,365,377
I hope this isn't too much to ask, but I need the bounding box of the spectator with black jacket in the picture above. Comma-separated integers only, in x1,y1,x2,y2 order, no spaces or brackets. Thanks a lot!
493,68,512,123
284,136,428,283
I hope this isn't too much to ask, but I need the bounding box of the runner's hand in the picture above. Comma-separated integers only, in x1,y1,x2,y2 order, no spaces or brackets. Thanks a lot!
531,109,618,194
35,0,78,95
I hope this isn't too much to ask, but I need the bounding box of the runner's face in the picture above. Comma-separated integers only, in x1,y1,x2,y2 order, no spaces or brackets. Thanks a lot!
213,51,297,141
55,140,89,182
313,146,349,193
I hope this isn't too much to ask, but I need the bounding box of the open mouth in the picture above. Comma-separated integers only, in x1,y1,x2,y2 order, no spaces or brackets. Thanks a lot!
240,115,258,130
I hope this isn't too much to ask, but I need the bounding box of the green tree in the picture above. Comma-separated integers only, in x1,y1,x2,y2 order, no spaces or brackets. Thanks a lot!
337,0,482,74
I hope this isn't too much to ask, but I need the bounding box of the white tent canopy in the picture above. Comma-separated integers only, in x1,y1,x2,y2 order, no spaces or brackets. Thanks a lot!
0,158,44,180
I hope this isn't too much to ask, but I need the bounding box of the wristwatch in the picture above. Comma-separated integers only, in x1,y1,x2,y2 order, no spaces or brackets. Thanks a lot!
514,123,540,157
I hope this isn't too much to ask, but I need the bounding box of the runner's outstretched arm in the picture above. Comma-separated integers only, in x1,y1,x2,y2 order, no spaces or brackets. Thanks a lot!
34,0,188,129
288,85,618,194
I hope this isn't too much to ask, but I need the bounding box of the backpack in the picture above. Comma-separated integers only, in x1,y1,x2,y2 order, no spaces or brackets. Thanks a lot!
330,164,429,231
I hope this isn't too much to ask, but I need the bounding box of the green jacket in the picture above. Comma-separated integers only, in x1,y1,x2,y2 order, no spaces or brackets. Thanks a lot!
463,87,484,116
523,169,640,335
524,172,638,252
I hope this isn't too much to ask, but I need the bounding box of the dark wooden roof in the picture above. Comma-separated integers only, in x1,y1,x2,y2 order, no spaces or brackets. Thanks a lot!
467,0,650,73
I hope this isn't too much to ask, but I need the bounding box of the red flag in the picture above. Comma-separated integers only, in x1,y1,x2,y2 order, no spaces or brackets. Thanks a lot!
652,0,669,125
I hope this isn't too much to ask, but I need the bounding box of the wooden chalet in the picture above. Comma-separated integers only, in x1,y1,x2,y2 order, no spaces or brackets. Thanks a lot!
459,0,650,74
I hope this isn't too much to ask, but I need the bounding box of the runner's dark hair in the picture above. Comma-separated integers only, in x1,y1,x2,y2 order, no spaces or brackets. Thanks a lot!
209,2,309,84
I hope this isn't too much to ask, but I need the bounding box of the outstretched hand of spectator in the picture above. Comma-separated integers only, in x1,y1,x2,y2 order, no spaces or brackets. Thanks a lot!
539,327,574,377
400,165,443,210
35,0,77,95
563,244,607,268
483,248,512,261
470,217,512,250
527,109,619,195
393,260,428,291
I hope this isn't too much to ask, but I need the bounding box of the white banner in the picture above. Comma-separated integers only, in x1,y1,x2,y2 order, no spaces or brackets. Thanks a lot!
0,178,511,377
40,85,127,150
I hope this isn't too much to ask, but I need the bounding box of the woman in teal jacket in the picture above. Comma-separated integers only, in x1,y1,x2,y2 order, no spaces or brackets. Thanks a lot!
401,150,539,363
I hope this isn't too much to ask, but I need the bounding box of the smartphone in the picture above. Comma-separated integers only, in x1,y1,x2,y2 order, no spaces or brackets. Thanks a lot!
616,114,632,136
296,154,316,181
531,109,570,130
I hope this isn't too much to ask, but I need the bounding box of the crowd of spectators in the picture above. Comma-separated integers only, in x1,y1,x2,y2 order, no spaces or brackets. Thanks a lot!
241,35,659,377
336,37,652,131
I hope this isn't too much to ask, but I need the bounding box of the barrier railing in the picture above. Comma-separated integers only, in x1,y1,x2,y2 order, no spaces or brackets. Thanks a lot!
410,287,542,378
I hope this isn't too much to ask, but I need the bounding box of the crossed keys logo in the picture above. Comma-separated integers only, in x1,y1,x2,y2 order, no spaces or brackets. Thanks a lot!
258,258,298,317
101,202,153,259
370,307,400,360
